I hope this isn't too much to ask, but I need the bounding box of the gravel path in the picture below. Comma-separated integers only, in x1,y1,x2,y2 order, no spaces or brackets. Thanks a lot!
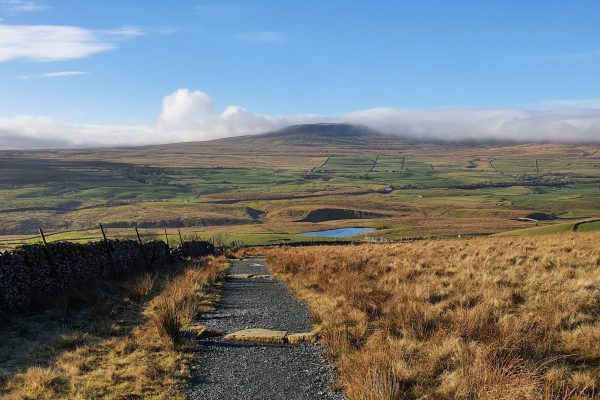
187,256,344,400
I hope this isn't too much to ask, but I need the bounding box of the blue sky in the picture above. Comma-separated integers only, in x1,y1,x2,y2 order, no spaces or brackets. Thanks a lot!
1,0,600,148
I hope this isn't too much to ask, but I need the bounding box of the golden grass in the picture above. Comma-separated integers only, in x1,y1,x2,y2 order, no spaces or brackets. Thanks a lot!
0,256,227,399
265,232,600,399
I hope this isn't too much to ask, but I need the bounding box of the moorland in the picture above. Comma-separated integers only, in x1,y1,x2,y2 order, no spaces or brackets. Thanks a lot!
1,123,599,249
2,123,600,399
265,232,600,399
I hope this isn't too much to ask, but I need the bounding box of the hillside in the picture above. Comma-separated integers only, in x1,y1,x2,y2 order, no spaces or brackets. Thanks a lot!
153,123,404,154
265,232,600,400
149,123,597,156
0,123,599,247
233,123,382,140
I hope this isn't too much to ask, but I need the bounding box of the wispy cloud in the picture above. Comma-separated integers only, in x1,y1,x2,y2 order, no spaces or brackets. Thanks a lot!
237,31,287,44
103,26,176,37
0,0,49,15
101,26,146,39
17,71,87,79
0,24,146,62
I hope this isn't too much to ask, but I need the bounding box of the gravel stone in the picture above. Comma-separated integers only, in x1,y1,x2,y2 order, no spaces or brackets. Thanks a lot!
187,256,345,400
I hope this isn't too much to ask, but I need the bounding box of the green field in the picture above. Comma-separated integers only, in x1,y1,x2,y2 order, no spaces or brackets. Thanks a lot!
1,133,599,248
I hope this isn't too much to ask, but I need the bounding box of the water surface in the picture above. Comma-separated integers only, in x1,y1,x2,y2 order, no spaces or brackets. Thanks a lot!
299,227,375,238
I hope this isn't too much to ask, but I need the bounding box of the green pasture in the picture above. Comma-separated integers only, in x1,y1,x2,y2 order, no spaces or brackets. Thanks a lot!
318,156,376,173
576,220,600,232
1,151,600,243
496,219,600,236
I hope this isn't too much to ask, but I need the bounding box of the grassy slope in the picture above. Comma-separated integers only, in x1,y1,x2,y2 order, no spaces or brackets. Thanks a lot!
0,256,227,399
265,232,600,400
578,220,600,232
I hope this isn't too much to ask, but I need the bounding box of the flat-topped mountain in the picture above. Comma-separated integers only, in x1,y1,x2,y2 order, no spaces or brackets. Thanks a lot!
208,122,388,148
259,123,382,139
143,122,595,157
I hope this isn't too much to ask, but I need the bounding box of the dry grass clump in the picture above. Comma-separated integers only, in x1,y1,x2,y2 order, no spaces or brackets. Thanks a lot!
265,232,600,400
152,257,225,346
129,272,156,303
0,256,227,399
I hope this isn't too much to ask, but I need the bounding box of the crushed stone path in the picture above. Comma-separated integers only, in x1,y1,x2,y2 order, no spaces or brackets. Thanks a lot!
187,256,344,400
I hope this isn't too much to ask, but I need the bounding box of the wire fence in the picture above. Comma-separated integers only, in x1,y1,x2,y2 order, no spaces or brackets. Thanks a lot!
0,224,220,252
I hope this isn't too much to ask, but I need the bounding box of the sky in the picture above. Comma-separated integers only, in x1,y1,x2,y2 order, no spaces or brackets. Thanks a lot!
1,0,600,148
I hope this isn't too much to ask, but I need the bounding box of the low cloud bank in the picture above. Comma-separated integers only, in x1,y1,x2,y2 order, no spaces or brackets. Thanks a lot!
343,108,600,143
1,89,600,149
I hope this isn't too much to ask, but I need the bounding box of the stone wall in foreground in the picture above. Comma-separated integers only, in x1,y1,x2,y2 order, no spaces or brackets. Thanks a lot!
0,239,213,314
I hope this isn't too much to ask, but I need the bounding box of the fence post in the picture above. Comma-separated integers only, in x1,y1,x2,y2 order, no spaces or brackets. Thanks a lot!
99,223,115,274
178,229,184,245
163,229,170,262
39,228,55,275
135,227,150,270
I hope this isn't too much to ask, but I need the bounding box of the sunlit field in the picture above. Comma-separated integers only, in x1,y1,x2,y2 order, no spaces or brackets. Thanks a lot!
2,137,600,249
265,232,600,399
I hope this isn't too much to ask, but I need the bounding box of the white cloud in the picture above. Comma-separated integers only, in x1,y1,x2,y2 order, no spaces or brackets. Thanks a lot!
0,89,323,149
101,26,145,39
156,90,322,141
0,115,76,148
159,89,215,125
342,107,600,143
0,24,144,62
17,71,87,79
1,90,600,150
0,0,49,14
237,31,286,44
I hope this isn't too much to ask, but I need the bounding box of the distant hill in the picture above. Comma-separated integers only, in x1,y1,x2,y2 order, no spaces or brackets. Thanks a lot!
198,122,400,151
142,122,596,157
210,123,385,147
258,123,382,139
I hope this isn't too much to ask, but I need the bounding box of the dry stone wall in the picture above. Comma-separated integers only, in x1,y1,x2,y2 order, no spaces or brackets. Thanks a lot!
171,241,215,258
0,239,173,313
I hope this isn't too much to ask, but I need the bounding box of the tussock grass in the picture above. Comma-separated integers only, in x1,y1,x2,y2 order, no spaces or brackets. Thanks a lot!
129,272,156,303
152,261,224,346
265,232,600,399
0,256,227,399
